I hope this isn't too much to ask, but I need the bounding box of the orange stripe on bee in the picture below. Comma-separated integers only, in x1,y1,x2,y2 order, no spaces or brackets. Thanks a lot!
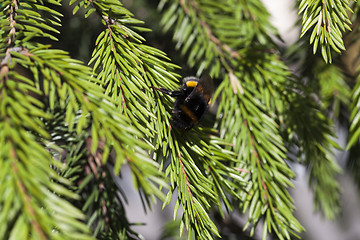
180,105,198,123
186,81,198,88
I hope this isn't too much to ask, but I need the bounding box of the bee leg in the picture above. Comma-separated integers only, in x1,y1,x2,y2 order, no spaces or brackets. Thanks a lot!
150,87,182,97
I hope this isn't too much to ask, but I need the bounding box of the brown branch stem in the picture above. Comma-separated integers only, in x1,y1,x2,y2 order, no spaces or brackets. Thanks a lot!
178,154,192,198
8,0,18,45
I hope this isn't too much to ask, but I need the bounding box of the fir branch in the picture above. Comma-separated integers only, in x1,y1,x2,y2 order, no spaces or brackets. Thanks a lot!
298,0,352,63
159,0,305,239
346,141,360,190
0,53,93,239
1,0,167,237
2,0,353,239
314,62,350,116
59,133,145,239
178,0,240,60
217,71,304,239
71,0,181,149
344,1,360,189
10,157,47,240
160,129,246,240
287,37,351,118
284,84,342,219
285,12,346,218
69,0,178,216
158,0,278,76
349,73,360,148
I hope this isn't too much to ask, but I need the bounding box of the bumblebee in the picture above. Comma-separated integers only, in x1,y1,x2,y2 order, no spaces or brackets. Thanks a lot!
151,74,214,130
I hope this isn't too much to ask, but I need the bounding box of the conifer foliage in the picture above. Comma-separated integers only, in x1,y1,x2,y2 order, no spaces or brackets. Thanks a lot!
0,0,359,240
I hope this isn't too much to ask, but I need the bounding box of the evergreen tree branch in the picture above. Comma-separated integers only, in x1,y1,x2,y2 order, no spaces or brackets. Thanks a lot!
283,83,342,219
286,10,347,219
160,130,246,239
65,134,145,239
217,70,303,240
158,1,305,239
349,73,360,148
1,0,352,239
0,51,93,239
44,109,143,239
0,0,95,237
287,38,351,118
344,1,360,189
69,1,249,239
298,0,352,63
69,0,174,212
346,1,360,149
1,0,167,237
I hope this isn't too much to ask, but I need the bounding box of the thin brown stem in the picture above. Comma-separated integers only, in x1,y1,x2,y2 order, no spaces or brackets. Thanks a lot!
8,0,18,45
178,154,193,198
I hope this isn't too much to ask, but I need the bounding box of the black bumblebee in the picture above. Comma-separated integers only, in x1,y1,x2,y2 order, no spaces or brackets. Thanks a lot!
151,74,214,130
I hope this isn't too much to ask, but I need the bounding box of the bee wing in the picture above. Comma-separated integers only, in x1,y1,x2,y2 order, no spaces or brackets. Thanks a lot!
190,74,213,103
